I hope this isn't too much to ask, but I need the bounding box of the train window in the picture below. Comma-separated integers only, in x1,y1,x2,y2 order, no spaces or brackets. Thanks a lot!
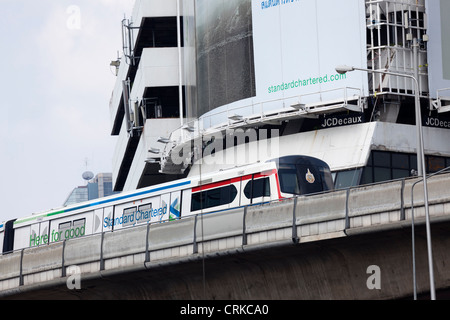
58,221,71,232
278,166,300,195
244,178,270,199
278,164,330,195
138,204,153,224
122,207,137,227
191,185,238,212
73,218,85,228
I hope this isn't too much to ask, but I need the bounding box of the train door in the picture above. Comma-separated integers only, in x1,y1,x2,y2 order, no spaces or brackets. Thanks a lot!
0,223,4,254
26,221,49,248
39,221,49,246
181,188,192,217
93,208,104,234
240,175,253,207
241,173,272,206
147,196,161,224
30,223,40,247
157,191,182,222
29,221,48,247
102,206,114,232
13,225,30,250
2,220,16,253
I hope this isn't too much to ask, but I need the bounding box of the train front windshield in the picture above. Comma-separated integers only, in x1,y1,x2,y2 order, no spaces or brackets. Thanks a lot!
278,163,334,196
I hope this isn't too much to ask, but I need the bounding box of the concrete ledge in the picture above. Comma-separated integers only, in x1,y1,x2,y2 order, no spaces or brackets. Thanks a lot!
345,213,450,236
64,234,102,266
22,242,64,276
0,251,22,281
103,226,147,260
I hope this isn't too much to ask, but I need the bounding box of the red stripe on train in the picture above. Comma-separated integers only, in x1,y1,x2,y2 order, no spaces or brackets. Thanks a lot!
192,171,276,193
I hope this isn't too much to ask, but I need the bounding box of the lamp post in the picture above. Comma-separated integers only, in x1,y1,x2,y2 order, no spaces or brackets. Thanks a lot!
335,65,436,300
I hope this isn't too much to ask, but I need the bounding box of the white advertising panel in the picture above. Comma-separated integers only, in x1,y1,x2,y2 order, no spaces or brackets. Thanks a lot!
252,0,368,107
426,0,450,98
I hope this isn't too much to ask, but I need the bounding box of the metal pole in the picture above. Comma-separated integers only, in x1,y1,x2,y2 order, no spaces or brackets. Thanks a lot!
413,38,423,176
177,0,184,127
411,166,450,300
412,61,437,301
411,183,417,300
350,66,436,300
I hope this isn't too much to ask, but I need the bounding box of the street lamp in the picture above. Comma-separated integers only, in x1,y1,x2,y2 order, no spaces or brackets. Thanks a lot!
335,65,436,300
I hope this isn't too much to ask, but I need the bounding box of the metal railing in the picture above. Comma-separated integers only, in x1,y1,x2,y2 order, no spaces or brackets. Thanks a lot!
2,171,450,293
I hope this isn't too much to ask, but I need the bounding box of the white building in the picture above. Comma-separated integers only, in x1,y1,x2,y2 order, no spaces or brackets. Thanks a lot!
110,0,450,192
109,0,186,191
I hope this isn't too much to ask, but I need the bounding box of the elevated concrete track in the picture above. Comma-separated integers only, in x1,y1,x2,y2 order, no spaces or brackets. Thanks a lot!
2,173,450,300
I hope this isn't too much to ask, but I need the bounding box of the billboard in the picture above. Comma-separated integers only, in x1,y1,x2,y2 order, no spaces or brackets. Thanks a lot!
252,0,368,106
195,0,256,117
426,0,450,98
194,0,368,125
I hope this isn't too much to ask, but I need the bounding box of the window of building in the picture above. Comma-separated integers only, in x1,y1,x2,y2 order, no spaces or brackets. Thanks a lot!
427,156,446,173
360,151,450,186
139,17,183,49
143,86,186,119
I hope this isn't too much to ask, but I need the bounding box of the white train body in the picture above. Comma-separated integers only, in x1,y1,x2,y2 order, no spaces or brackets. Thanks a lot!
0,156,333,254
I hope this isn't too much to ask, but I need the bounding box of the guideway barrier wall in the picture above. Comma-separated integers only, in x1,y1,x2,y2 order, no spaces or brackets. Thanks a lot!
1,173,450,295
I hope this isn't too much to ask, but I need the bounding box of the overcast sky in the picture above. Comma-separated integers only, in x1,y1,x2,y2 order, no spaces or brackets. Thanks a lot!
0,0,135,222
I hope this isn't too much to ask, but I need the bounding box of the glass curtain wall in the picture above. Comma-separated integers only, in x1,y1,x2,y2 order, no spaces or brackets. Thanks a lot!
181,0,198,120
183,0,256,119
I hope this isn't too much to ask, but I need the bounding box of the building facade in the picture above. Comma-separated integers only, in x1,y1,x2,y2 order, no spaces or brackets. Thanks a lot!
109,0,186,192
110,0,450,192
63,173,116,207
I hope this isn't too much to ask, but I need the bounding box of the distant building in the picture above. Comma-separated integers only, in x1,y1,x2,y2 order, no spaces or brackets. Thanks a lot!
87,173,115,199
63,186,88,207
63,173,116,207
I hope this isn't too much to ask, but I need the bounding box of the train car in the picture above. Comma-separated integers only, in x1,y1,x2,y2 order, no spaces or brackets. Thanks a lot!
0,155,333,254
1,220,15,255
0,222,4,254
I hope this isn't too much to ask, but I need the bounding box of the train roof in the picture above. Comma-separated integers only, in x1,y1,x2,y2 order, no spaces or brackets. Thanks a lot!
273,155,331,168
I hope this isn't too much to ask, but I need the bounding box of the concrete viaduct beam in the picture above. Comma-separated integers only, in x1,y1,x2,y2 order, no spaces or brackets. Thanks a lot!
3,218,450,300
2,173,450,300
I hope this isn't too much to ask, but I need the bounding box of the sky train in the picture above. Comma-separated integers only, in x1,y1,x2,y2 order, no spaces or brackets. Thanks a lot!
0,155,334,254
